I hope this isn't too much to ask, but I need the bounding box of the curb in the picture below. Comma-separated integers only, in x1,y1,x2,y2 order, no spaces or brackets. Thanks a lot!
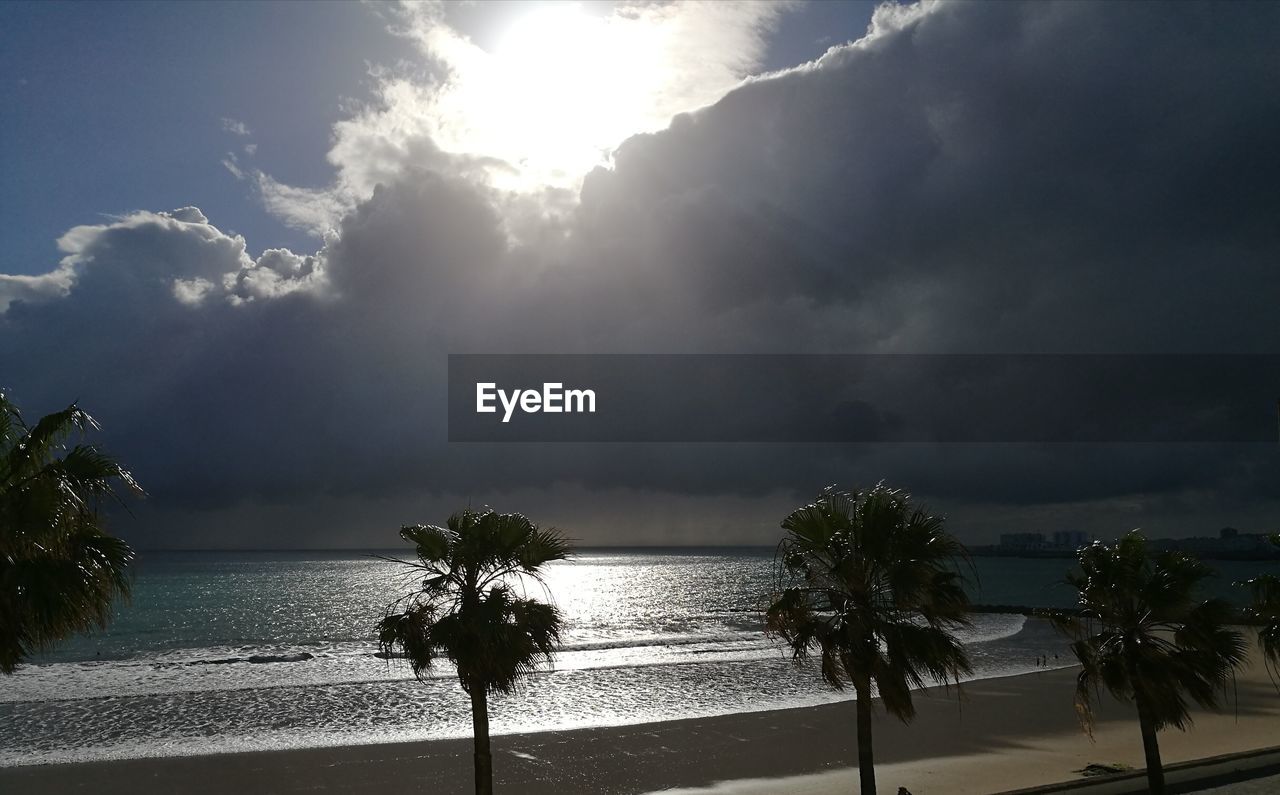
994,746,1280,794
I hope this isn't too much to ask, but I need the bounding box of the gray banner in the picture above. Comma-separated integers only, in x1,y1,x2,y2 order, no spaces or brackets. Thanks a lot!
448,354,1280,443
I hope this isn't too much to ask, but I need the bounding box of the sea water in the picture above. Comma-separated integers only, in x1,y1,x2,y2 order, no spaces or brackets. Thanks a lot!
2,549,1270,766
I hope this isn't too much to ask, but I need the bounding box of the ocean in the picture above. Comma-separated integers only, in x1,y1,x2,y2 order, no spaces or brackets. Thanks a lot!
2,549,1273,767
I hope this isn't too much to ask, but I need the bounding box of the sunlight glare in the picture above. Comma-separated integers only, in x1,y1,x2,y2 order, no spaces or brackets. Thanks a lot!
436,4,677,191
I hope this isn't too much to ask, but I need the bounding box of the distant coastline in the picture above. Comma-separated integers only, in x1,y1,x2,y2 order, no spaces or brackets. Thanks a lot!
968,546,1280,561
974,526,1280,561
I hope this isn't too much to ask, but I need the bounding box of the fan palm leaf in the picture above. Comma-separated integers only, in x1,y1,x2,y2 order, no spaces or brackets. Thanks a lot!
0,393,140,673
377,507,571,795
766,483,973,795
1238,534,1280,680
1048,531,1247,794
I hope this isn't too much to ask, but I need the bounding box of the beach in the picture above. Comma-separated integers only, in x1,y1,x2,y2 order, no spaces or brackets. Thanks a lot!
6,0,1280,792
5,643,1277,795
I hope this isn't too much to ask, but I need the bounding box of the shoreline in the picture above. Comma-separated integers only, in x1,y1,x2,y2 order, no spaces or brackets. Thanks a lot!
3,655,1279,795
0,612,1049,768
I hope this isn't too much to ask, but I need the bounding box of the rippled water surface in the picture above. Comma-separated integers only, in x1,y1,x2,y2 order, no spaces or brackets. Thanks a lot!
13,549,1268,765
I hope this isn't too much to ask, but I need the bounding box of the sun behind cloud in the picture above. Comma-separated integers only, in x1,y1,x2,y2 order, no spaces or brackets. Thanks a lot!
223,2,797,237
363,1,794,194
484,3,663,184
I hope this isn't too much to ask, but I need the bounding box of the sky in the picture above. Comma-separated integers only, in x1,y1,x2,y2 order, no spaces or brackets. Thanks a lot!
1,0,1278,549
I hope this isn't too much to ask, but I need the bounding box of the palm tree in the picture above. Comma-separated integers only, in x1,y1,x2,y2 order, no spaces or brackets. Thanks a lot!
765,484,973,795
1238,533,1280,680
377,508,571,795
0,392,140,673
1049,531,1247,795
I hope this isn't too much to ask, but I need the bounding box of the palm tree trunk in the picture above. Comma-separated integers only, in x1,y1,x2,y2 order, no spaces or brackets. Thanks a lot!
469,688,494,795
853,678,876,795
1134,694,1165,795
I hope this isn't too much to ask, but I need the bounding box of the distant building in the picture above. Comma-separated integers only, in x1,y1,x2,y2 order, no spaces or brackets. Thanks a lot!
983,530,1093,557
979,526,1277,560
1052,531,1092,550
1147,528,1280,560
998,532,1045,551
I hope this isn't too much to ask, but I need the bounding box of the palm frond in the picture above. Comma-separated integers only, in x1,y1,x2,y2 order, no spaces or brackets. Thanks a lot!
766,483,973,721
1052,531,1246,735
0,396,137,673
1238,571,1280,678
377,508,573,697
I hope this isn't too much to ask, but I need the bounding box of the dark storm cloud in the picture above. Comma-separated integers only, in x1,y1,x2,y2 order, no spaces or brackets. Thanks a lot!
574,0,1280,349
2,1,1278,545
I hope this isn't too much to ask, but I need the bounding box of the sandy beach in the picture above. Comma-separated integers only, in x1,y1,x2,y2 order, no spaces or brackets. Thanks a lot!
4,641,1278,795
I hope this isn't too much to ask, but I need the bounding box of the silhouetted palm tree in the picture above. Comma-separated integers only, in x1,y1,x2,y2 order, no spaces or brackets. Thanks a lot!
765,484,973,795
1049,531,1247,795
0,393,140,673
1239,533,1280,680
377,508,571,795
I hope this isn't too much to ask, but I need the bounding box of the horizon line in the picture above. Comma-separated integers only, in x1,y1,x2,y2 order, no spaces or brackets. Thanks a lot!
130,544,781,553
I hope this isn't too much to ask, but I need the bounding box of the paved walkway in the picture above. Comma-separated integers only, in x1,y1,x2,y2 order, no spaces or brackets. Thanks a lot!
1190,771,1280,793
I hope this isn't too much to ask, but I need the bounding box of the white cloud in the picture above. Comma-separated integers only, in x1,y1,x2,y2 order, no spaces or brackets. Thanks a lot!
167,206,209,224
1,206,327,314
0,265,76,312
4,207,228,311
249,0,798,236
255,173,355,236
221,152,245,180
224,247,328,304
221,117,252,136
379,0,796,188
172,277,216,306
